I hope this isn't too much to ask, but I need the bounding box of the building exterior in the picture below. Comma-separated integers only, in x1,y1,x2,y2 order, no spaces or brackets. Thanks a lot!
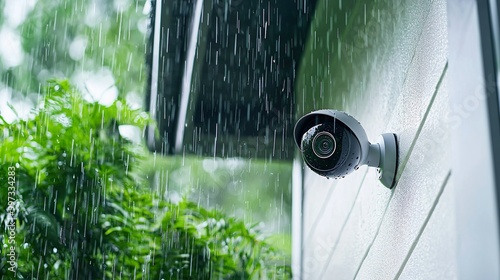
146,0,500,278
292,0,500,279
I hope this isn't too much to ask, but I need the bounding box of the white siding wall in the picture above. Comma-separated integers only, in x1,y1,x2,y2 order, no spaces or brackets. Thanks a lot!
297,0,454,279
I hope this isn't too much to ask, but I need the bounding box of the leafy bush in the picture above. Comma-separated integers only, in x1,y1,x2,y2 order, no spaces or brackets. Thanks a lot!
0,81,291,279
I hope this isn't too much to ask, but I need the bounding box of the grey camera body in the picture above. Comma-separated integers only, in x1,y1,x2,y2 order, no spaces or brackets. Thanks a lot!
294,110,398,189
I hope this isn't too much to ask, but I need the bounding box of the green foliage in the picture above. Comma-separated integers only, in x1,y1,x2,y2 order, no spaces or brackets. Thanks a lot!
2,0,148,99
140,154,294,239
0,81,291,279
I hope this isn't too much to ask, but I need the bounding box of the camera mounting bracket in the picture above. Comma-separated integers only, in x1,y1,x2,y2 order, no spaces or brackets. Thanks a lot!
374,133,398,189
294,110,399,189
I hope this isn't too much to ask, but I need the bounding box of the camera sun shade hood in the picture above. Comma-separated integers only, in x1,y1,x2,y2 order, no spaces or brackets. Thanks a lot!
294,109,398,189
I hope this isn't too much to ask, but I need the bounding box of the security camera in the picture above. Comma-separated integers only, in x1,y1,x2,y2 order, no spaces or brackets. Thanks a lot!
294,110,398,189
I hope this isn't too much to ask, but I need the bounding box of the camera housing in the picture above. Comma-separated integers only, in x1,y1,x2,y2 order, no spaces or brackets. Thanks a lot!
294,110,398,189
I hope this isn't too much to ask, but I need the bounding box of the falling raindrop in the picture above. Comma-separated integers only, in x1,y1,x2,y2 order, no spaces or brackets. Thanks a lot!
0,0,321,278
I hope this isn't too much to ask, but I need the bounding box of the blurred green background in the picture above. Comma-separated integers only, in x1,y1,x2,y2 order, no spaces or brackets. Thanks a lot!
0,0,293,277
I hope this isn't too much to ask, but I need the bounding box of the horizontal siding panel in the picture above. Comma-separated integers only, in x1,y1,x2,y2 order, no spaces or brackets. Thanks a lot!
398,176,456,280
302,171,339,239
299,0,449,278
297,0,434,136
354,78,450,279
317,170,393,279
302,167,368,279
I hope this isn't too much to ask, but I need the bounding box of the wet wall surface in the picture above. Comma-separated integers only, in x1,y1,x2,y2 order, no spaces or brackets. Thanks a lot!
296,0,455,278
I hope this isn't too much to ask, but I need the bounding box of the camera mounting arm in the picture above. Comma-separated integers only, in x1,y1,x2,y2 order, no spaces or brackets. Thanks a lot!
367,142,381,167
373,133,398,188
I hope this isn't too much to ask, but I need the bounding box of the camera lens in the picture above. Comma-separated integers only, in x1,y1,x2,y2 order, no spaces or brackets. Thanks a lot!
312,131,336,159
